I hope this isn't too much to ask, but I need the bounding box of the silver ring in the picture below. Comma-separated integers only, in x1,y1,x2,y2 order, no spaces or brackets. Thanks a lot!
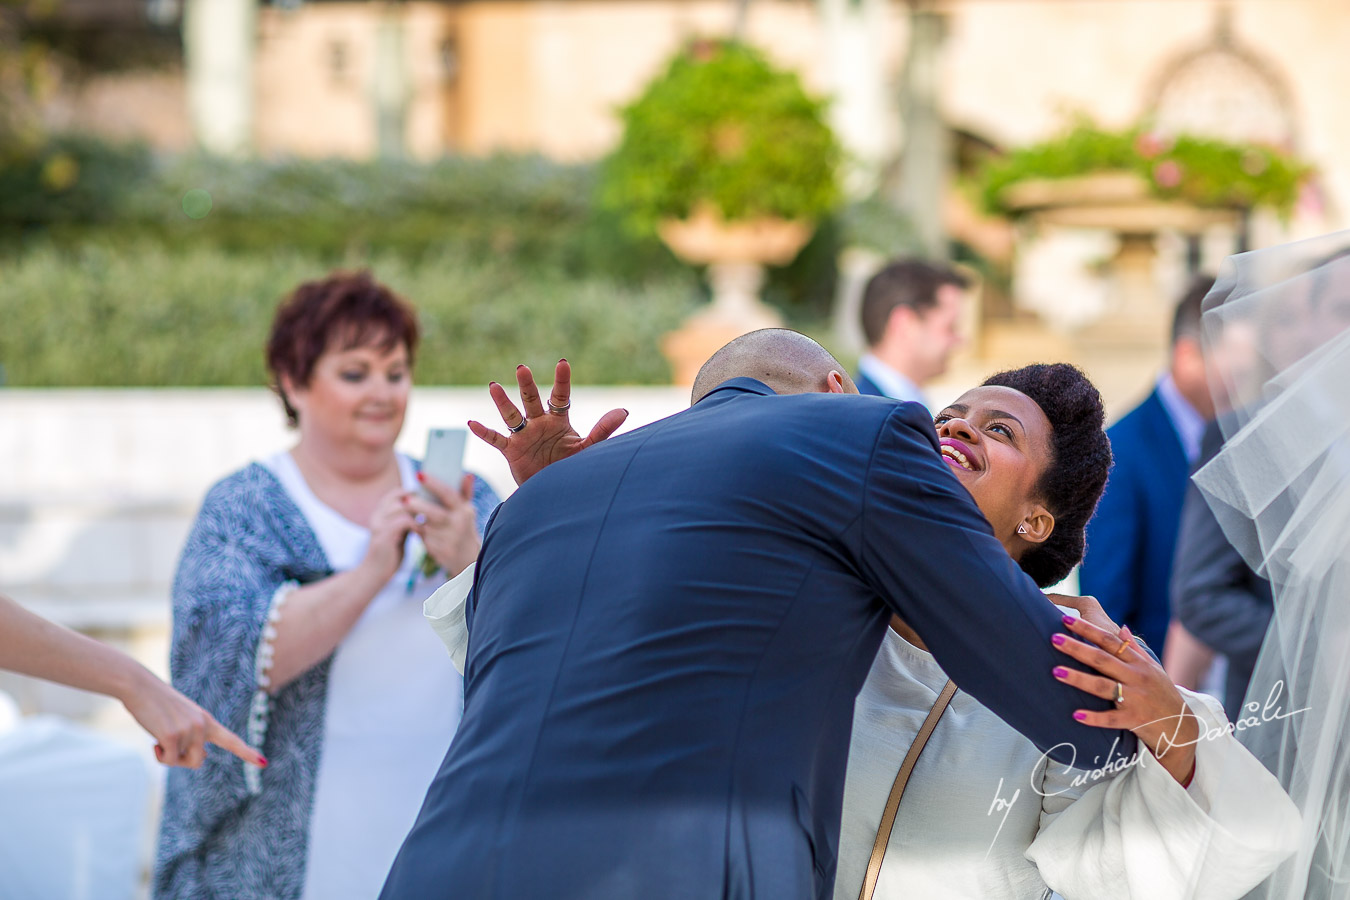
548,400,571,416
508,418,528,434
1114,682,1125,705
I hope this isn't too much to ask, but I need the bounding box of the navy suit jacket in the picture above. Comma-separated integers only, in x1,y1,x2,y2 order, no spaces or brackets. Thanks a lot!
1081,389,1190,653
381,379,1134,900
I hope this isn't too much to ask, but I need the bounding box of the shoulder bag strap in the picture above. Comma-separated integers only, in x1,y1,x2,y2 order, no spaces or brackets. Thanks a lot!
856,678,958,900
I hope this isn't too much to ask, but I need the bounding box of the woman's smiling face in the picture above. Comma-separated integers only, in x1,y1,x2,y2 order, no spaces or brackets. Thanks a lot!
933,385,1056,555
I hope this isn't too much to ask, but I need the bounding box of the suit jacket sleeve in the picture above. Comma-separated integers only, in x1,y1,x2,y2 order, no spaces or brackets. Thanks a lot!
1170,480,1271,666
1170,424,1272,666
1080,451,1141,628
856,404,1134,767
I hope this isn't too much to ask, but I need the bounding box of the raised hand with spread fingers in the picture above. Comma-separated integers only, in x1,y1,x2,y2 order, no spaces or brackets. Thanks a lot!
468,359,629,485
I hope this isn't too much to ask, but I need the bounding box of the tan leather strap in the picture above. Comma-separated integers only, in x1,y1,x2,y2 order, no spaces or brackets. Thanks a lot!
856,679,957,900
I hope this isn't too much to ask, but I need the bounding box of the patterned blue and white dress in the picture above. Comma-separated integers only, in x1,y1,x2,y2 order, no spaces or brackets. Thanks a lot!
154,457,498,900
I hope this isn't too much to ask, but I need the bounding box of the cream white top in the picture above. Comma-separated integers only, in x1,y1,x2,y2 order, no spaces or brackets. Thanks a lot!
265,452,464,900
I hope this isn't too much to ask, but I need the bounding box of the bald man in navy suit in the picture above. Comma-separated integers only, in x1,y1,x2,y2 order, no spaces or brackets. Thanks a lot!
381,331,1133,900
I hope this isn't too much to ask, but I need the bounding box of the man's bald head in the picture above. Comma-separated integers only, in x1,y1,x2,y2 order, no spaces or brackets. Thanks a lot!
690,329,859,404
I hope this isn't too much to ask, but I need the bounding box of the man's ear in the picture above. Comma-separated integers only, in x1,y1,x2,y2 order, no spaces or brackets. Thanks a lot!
825,370,856,394
885,304,919,342
1017,506,1055,546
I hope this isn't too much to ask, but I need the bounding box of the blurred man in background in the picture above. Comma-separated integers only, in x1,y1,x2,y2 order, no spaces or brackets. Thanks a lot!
1081,275,1216,663
855,259,968,409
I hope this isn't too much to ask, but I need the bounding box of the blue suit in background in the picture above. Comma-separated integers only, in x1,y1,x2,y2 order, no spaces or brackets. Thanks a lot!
854,369,885,397
380,379,1134,900
1081,388,1191,654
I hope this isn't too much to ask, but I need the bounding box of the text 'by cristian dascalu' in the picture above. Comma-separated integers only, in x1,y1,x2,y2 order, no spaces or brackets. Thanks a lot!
982,680,1309,858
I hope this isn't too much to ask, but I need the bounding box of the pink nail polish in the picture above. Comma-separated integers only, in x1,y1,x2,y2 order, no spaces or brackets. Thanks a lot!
1051,633,1067,646
1073,711,1088,721
1062,614,1076,627
258,756,269,768
416,471,426,483
1053,666,1069,678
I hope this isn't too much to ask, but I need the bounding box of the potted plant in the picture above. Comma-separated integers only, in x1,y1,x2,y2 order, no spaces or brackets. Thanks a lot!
599,39,842,381
974,121,1311,226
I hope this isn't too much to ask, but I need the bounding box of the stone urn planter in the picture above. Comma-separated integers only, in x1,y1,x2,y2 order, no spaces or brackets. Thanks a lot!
658,204,814,385
595,39,841,385
1000,172,1242,232
999,172,1243,351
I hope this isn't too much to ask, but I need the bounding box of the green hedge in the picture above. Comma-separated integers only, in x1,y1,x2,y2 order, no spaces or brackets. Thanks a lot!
0,139,878,385
0,138,684,282
0,242,700,386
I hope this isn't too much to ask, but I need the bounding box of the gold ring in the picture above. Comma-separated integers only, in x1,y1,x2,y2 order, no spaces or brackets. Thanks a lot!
1114,681,1125,705
1113,640,1131,658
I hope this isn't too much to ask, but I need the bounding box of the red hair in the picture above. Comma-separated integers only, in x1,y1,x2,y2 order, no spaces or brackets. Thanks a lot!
265,271,420,426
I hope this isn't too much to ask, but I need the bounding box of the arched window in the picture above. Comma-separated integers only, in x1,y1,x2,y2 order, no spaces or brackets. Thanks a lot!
1147,9,1297,150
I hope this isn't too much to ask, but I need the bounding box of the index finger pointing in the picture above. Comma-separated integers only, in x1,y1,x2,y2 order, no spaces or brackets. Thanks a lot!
206,718,267,768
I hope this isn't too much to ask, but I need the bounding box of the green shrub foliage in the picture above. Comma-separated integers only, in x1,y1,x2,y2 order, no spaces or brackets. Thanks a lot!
0,242,700,386
975,122,1312,218
0,135,859,385
599,39,842,235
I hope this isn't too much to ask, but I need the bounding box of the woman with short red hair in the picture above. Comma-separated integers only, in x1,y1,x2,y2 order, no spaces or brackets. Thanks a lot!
154,271,500,900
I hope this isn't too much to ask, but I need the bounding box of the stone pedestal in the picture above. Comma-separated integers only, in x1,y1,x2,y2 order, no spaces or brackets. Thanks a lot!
1002,173,1242,353
657,206,812,385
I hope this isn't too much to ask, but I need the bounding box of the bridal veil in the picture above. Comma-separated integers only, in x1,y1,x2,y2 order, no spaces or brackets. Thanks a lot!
1191,229,1350,899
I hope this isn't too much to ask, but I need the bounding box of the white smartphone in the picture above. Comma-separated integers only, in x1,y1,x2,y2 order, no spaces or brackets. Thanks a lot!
419,427,467,504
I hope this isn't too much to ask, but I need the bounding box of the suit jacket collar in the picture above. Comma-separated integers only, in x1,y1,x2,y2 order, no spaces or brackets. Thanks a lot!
696,377,777,405
854,370,884,397
856,353,928,407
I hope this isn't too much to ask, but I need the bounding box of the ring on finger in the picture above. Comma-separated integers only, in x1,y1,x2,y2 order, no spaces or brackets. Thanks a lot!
548,399,571,416
1114,681,1125,705
1113,640,1132,658
509,418,528,434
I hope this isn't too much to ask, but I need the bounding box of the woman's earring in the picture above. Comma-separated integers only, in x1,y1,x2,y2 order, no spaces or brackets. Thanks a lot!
1016,524,1028,535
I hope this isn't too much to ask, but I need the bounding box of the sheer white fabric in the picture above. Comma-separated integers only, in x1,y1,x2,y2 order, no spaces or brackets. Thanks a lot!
1192,231,1350,899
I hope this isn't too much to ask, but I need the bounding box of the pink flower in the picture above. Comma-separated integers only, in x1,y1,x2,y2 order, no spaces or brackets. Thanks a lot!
1135,132,1168,159
1153,160,1183,189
